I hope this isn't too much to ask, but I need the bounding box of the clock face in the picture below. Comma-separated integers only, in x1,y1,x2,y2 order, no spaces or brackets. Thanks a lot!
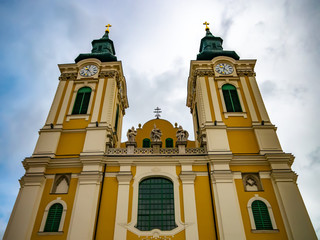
79,65,98,77
215,63,234,75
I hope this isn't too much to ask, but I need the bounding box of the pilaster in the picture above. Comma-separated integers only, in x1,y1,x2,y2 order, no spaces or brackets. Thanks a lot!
179,172,199,240
211,168,246,240
114,168,132,240
67,165,102,240
271,170,317,239
3,173,46,240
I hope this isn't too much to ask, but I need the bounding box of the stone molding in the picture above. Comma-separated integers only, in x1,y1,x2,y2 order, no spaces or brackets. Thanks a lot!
116,173,133,184
271,170,298,182
179,172,196,184
19,174,46,187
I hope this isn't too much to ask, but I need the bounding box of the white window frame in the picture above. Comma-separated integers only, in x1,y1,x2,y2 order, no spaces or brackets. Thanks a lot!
126,169,184,237
66,83,96,121
247,194,278,231
217,80,247,119
38,197,67,234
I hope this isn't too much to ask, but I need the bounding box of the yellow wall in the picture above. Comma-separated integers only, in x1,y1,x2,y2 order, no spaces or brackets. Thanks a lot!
134,119,195,148
55,132,86,157
96,176,119,240
194,175,217,240
235,178,288,239
227,130,259,154
30,177,78,239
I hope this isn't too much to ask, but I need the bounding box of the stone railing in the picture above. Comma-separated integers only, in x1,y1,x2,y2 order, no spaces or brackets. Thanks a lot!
106,147,206,155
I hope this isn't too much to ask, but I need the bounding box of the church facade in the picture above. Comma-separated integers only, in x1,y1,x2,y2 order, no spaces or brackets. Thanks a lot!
4,25,317,240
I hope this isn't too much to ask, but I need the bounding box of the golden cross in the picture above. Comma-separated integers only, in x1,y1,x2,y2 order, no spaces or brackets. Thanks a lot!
105,24,112,33
203,21,210,31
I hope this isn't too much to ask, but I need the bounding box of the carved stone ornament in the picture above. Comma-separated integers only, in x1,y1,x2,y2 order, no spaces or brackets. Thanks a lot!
59,72,77,81
126,126,137,142
176,125,189,141
150,124,162,142
98,70,118,78
193,69,215,77
237,69,256,77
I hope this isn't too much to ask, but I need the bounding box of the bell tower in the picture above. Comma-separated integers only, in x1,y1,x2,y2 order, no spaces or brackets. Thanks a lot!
186,23,317,239
4,26,128,240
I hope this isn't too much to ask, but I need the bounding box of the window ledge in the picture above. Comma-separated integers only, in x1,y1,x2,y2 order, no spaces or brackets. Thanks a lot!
223,112,247,119
66,114,90,121
38,231,64,235
251,229,279,233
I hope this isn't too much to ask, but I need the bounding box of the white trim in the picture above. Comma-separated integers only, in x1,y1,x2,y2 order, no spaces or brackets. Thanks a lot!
56,80,74,125
247,195,277,230
248,76,270,121
208,76,223,122
39,198,67,232
45,81,66,125
239,76,258,122
126,166,184,237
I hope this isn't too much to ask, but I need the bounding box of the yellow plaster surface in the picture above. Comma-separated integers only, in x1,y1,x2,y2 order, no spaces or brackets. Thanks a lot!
63,119,89,129
134,119,177,148
235,179,288,240
230,165,271,172
227,130,259,154
56,132,86,156
45,168,82,174
30,178,78,239
194,176,217,239
106,166,120,172
96,177,118,240
192,165,207,172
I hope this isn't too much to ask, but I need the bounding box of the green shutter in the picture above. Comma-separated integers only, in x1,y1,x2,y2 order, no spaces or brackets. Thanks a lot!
165,138,173,148
72,87,92,114
137,178,176,231
44,203,63,232
222,84,242,112
143,138,151,148
252,200,273,230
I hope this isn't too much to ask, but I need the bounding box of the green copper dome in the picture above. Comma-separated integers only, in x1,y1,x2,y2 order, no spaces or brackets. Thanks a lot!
75,31,117,63
197,29,239,60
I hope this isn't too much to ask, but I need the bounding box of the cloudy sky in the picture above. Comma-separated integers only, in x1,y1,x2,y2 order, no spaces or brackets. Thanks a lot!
0,0,319,237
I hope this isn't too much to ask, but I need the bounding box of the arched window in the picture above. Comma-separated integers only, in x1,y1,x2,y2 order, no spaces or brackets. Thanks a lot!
136,177,176,231
44,203,63,232
72,87,92,114
143,138,151,148
165,138,174,148
222,84,242,112
251,200,273,230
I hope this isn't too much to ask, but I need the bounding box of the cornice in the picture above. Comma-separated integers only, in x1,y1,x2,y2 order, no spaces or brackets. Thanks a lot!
271,170,298,182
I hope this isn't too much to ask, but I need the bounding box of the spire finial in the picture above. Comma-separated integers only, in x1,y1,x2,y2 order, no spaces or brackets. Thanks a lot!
105,24,112,33
203,21,210,31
